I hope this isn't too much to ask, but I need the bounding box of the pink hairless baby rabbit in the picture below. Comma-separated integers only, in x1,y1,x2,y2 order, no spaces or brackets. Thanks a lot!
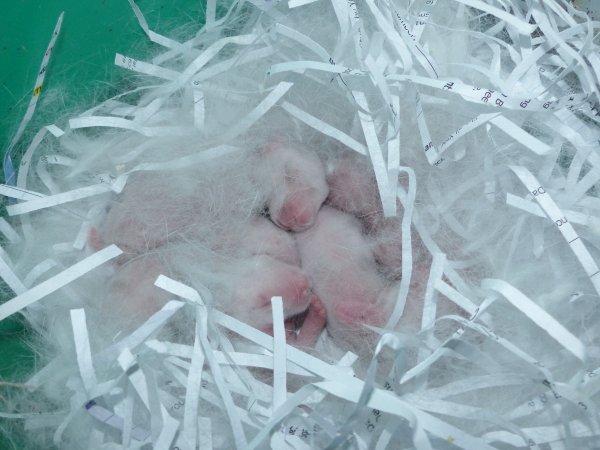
89,141,436,354
326,150,410,279
90,143,330,345
255,139,329,232
295,206,397,353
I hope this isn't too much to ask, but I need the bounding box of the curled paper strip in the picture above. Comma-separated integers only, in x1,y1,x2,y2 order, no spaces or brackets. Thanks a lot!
3,13,64,185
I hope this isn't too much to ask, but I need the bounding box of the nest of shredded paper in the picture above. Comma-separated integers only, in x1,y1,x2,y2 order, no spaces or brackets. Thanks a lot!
1,0,600,449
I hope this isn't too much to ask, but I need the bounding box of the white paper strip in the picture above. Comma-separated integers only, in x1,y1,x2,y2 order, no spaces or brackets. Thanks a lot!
314,380,497,450
510,165,600,295
384,168,417,329
146,340,313,376
271,296,287,411
212,310,354,381
23,259,58,288
6,184,113,216
70,309,97,394
491,116,551,155
115,53,180,80
3,13,64,184
288,0,319,8
221,82,294,141
127,0,183,49
154,276,247,449
96,300,185,364
0,185,44,201
85,401,151,442
281,102,367,155
0,252,27,294
453,0,534,34
353,90,396,217
69,116,196,137
482,278,586,361
180,306,206,449
0,245,122,321
0,218,21,243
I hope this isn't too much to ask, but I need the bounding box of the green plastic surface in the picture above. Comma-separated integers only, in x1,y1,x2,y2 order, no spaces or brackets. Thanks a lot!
1,1,207,157
0,2,206,447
